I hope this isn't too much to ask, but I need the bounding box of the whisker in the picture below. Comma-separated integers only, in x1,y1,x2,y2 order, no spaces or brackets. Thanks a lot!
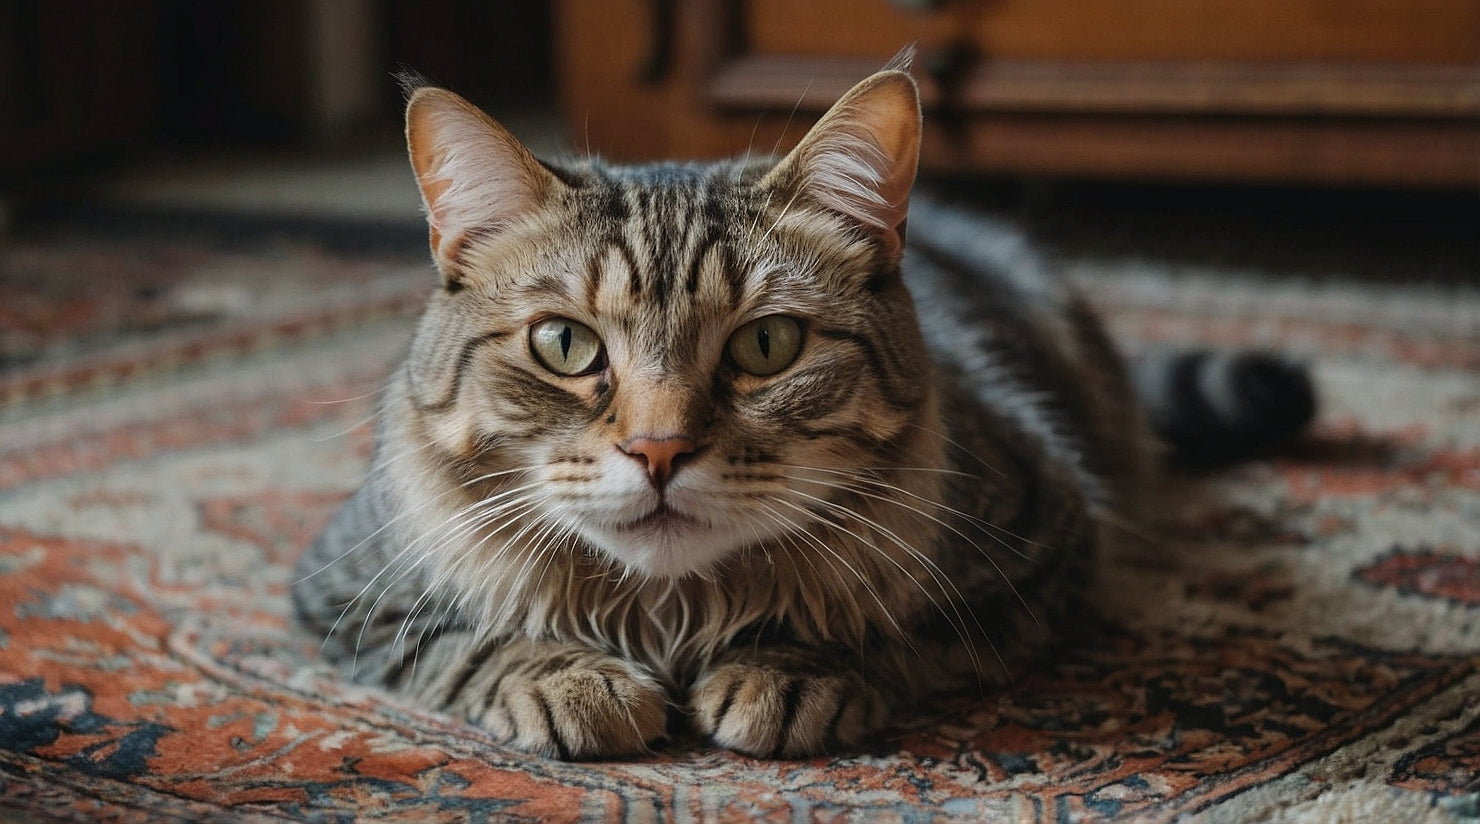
295,465,539,584
386,496,544,653
769,77,814,158
755,501,911,645
785,463,1049,556
775,488,996,677
905,421,1007,478
327,480,545,655
361,495,542,662
313,411,380,443
333,497,528,655
758,187,806,246
767,496,942,641
304,383,390,405
786,470,1041,628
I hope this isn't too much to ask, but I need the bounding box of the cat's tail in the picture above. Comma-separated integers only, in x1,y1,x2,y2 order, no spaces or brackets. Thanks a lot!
1130,349,1316,463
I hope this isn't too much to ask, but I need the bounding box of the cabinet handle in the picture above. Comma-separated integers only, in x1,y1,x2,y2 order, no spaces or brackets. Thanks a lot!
889,0,945,11
922,40,977,138
924,41,978,101
640,0,675,84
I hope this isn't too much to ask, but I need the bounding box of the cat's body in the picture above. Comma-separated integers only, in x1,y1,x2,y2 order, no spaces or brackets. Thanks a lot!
294,57,1312,759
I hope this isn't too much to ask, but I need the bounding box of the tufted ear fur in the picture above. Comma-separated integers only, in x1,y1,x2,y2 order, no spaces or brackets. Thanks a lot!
762,51,922,253
404,85,560,281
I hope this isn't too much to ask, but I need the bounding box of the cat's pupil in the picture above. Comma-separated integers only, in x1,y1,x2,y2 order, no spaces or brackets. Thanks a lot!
758,327,771,359
560,325,573,360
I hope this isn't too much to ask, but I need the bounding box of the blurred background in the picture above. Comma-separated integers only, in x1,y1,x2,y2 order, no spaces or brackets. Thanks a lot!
1,0,1476,390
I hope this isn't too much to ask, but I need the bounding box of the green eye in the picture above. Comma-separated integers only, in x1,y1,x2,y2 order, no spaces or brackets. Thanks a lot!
728,315,803,377
530,318,604,376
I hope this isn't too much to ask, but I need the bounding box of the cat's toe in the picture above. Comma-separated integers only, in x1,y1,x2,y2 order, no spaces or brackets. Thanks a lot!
482,659,668,759
690,659,886,757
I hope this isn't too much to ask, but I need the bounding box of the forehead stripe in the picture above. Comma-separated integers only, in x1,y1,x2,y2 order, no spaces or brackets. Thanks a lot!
685,233,719,295
614,237,642,297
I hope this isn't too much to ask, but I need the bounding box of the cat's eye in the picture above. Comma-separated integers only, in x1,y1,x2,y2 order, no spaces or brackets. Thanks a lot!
529,318,604,376
727,315,803,377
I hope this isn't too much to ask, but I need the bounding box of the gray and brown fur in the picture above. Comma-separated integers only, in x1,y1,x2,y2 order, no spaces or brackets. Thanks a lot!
294,56,1312,759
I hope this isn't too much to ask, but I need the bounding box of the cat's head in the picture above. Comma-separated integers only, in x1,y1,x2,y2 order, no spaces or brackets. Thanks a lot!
398,58,940,580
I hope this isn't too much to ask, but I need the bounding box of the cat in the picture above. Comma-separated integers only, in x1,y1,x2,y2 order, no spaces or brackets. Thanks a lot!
292,52,1314,760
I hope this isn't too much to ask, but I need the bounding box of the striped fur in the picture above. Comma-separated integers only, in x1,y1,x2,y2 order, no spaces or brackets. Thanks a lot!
293,62,1311,759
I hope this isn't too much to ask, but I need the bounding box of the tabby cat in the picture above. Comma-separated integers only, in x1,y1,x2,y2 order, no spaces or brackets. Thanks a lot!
293,54,1314,759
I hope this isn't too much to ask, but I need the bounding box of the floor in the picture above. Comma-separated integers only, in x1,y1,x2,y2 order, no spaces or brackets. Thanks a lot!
2,107,1478,824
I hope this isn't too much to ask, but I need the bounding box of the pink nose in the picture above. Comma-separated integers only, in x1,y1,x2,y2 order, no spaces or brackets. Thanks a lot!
620,436,698,488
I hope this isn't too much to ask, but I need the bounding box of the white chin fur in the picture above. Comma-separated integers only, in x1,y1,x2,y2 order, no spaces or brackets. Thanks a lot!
579,513,747,580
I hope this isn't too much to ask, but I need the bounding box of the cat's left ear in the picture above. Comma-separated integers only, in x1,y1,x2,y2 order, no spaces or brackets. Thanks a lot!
405,85,562,281
762,50,922,253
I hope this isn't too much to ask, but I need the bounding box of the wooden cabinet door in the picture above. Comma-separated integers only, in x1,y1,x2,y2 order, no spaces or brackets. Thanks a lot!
556,0,1480,186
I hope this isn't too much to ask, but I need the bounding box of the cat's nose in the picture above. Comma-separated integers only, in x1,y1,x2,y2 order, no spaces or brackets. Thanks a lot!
619,436,698,489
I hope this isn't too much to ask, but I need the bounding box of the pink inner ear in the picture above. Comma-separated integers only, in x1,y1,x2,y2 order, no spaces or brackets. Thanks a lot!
405,89,550,266
793,73,921,238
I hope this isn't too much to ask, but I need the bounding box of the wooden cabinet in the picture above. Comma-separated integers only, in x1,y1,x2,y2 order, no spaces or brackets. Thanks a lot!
554,0,1480,187
0,1,160,176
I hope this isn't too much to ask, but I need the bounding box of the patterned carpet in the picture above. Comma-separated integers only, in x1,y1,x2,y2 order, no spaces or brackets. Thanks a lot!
1,222,1477,823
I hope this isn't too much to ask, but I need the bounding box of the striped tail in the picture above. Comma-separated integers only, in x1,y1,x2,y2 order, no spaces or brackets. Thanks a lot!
1131,349,1317,463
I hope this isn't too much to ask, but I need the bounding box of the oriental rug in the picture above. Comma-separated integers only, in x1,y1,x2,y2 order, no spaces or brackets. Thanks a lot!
1,227,1476,823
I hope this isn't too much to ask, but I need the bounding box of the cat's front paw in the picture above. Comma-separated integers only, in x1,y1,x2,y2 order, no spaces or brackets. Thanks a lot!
474,646,668,759
690,648,887,757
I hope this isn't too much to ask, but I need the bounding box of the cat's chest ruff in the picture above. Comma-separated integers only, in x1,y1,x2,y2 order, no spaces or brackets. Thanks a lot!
507,564,777,677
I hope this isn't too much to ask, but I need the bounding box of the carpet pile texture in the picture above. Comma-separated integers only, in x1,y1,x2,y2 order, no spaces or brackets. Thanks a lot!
0,227,1476,823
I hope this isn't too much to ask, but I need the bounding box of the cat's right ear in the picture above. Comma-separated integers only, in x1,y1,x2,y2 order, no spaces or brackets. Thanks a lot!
405,86,560,283
760,52,922,255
